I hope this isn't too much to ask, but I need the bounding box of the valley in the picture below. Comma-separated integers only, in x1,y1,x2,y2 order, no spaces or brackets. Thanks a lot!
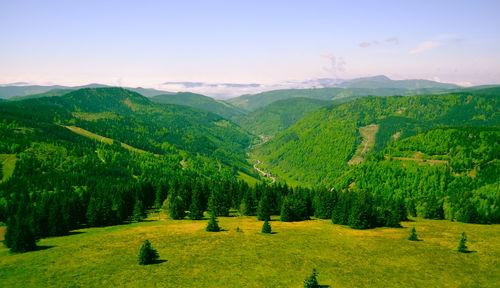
0,83,498,288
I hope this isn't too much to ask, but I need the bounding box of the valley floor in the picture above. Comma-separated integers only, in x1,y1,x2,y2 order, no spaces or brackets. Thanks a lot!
0,216,499,287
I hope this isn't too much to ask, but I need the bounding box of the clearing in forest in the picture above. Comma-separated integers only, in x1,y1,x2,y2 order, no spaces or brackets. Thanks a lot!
348,123,379,165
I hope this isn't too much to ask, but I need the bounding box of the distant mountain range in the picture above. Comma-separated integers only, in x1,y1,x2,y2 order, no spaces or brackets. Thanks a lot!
1,75,466,100
0,84,171,100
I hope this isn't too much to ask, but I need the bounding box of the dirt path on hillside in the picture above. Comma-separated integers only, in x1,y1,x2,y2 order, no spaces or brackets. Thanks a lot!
253,160,276,184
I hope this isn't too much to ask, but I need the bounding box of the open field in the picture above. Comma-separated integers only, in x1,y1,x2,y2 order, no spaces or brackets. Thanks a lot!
1,216,499,287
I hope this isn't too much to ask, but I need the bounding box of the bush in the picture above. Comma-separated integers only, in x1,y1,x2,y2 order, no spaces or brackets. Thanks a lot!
304,268,320,288
458,232,468,253
138,240,159,265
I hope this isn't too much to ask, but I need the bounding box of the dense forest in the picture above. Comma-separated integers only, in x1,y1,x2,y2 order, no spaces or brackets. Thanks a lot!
151,92,245,120
234,97,333,137
336,127,500,224
255,88,500,186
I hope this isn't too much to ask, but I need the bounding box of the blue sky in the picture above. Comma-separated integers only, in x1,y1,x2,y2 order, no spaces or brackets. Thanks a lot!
1,0,499,88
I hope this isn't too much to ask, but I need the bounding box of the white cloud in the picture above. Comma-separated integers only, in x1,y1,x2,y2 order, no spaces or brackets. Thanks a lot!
433,76,441,82
386,37,399,44
321,53,346,76
409,41,440,54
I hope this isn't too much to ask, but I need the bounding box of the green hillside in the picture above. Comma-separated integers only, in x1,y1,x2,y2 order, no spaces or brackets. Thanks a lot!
254,88,500,186
337,127,500,224
228,87,457,111
151,92,245,119
234,97,333,137
339,75,459,89
0,88,255,175
2,85,171,100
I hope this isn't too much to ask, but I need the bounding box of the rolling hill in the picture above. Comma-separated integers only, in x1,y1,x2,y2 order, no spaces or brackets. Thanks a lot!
234,97,333,137
0,88,256,176
1,84,171,100
338,75,459,89
253,88,500,186
228,86,458,112
151,92,245,119
336,127,500,224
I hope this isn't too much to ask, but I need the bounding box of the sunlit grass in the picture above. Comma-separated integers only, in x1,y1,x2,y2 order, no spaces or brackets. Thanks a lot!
0,217,498,287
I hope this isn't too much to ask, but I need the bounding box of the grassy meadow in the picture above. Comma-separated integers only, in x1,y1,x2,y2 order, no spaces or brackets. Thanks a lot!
0,215,499,287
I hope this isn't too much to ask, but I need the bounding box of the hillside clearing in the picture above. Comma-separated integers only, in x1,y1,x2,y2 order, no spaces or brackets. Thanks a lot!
348,124,379,165
0,154,17,183
63,126,150,154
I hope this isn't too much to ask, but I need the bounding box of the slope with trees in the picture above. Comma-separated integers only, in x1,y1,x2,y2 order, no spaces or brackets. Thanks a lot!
152,92,245,119
254,88,500,186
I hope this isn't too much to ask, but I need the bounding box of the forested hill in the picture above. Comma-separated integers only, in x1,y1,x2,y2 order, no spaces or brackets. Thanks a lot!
0,87,255,175
336,127,500,224
338,75,459,89
254,88,500,186
151,92,245,119
234,97,333,137
227,87,458,111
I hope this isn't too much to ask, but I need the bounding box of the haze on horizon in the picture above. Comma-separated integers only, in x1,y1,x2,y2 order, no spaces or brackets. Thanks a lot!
1,0,500,94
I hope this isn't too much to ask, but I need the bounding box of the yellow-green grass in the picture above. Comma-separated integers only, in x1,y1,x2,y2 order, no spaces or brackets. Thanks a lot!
0,217,499,287
64,126,149,154
237,171,261,186
0,154,17,183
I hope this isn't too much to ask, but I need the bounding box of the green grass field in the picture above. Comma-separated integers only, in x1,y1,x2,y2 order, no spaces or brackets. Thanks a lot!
1,216,499,287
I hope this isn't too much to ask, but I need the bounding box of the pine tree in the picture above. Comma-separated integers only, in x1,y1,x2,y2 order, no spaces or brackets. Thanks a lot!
262,219,272,234
313,187,336,219
303,268,320,288
280,197,292,222
170,196,186,220
348,190,375,229
206,213,221,232
207,187,230,217
189,186,204,220
138,240,159,265
408,227,419,241
133,199,145,222
257,191,272,221
458,232,468,253
4,202,37,253
241,189,258,216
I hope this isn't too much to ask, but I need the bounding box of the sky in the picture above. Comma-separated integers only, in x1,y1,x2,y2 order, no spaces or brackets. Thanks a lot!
1,0,500,94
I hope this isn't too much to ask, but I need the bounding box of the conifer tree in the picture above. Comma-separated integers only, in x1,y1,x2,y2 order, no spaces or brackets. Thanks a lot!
206,213,221,232
241,189,258,216
138,240,159,265
208,187,230,217
262,219,272,234
458,232,468,253
257,191,272,221
348,190,375,229
189,185,204,220
280,197,294,222
4,202,37,253
408,227,419,241
313,187,336,219
170,196,186,220
133,199,146,222
303,268,320,288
